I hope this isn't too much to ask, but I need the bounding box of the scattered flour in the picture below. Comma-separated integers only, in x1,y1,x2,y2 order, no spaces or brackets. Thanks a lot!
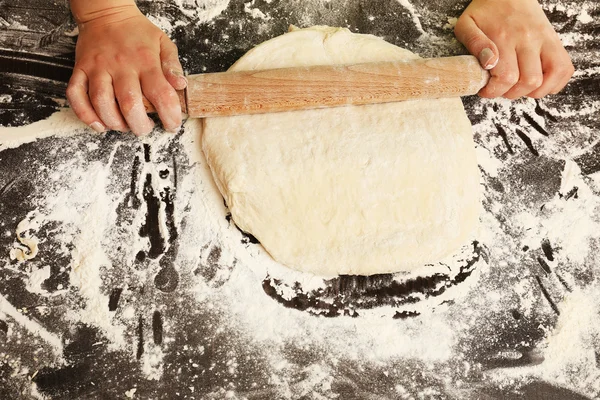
172,0,230,23
9,212,41,262
26,265,51,294
244,1,270,20
2,93,599,399
0,294,64,359
396,0,427,37
0,0,599,395
0,108,87,151
577,9,593,24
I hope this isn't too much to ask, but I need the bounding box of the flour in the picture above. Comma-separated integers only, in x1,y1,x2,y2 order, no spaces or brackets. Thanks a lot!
146,14,177,34
244,0,271,20
577,9,594,24
395,0,427,37
26,265,51,294
1,0,599,396
0,294,64,359
9,211,41,262
172,0,230,23
144,0,231,34
2,92,600,398
0,108,87,151
67,146,128,348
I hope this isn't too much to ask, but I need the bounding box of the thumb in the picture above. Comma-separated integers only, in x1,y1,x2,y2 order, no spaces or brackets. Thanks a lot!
160,37,188,91
455,16,499,70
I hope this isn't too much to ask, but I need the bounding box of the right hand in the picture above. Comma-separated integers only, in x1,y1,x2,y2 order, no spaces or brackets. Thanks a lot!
66,3,187,135
454,0,574,99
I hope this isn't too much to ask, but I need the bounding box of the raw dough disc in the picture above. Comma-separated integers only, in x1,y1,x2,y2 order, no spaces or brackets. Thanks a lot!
202,26,480,277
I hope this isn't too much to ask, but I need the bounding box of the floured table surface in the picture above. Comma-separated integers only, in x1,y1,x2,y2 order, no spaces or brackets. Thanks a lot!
0,1,599,399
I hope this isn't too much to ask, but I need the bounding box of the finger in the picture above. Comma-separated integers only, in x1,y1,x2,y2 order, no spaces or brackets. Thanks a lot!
160,37,187,91
140,69,182,132
88,73,129,132
454,15,499,69
113,73,155,136
503,46,543,99
529,46,575,98
549,49,575,95
479,44,519,98
66,69,105,133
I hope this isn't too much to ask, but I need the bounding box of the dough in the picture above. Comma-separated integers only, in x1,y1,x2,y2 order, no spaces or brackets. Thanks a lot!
202,26,480,277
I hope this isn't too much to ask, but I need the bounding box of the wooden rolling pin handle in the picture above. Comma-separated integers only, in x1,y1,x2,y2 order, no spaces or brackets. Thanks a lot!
142,89,188,114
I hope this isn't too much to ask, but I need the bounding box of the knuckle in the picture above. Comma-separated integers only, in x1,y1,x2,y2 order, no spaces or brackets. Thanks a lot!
465,36,484,51
160,35,179,53
454,16,468,33
91,53,109,66
113,52,130,65
516,28,534,41
76,61,94,74
498,72,519,86
564,62,575,78
548,60,575,79
145,83,175,103
165,44,179,58
495,28,511,41
136,48,156,65
89,88,112,106
70,102,94,121
521,74,543,89
143,87,161,102
72,109,88,122
479,86,497,99
118,95,138,114
65,85,77,100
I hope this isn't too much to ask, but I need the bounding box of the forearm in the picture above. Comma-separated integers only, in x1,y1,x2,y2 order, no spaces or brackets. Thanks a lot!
69,0,139,26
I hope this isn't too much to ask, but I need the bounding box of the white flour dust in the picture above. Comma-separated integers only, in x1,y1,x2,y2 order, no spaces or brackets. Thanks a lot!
396,0,427,37
173,0,231,23
144,0,231,34
1,93,599,397
1,0,600,396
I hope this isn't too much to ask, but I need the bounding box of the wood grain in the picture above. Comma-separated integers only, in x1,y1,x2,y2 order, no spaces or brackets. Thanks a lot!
173,55,489,118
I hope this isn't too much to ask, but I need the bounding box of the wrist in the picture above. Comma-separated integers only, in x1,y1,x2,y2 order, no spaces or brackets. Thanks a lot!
70,0,140,26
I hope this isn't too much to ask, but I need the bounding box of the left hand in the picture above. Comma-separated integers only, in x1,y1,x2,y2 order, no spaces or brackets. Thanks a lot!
67,2,186,135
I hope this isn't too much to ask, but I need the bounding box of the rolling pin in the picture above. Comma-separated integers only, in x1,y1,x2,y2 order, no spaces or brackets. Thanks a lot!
143,55,490,118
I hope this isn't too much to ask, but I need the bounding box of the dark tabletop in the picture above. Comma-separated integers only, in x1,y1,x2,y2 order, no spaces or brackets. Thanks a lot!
0,1,599,399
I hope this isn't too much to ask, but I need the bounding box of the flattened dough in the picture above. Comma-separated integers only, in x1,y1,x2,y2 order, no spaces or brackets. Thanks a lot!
202,26,480,277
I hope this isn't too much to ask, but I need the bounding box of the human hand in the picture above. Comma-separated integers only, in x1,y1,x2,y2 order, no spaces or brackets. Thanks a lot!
454,0,574,99
66,1,187,135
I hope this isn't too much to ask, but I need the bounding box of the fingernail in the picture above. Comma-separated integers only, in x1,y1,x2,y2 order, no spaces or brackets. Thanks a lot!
171,69,186,79
166,125,180,134
90,121,105,133
478,48,497,70
171,69,188,83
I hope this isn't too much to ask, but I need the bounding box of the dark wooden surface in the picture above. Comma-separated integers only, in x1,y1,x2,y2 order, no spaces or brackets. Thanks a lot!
0,1,599,399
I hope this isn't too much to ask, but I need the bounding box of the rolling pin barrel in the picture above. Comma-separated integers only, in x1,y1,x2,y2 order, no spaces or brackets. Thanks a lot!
144,55,490,118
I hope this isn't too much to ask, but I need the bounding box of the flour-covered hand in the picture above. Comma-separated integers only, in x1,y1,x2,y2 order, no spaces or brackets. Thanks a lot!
454,0,574,99
67,0,186,135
